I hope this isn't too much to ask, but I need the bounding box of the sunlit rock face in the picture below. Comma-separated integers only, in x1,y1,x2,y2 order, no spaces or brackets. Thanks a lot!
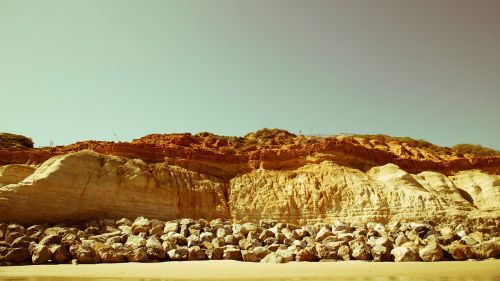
0,151,229,224
0,150,498,231
0,164,36,187
229,162,498,226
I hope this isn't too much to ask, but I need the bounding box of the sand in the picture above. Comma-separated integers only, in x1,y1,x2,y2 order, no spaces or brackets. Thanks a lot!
1,260,500,280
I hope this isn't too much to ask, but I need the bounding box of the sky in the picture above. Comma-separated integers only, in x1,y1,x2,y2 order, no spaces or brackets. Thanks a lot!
1,0,499,149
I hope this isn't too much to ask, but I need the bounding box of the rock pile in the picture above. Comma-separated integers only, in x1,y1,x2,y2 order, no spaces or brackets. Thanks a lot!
1,217,498,265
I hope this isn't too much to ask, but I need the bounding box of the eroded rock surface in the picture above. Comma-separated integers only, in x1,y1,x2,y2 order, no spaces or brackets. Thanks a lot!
0,151,229,224
0,150,498,227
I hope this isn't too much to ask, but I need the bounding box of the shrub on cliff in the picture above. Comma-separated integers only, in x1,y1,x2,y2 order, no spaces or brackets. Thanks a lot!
0,133,34,149
452,144,499,157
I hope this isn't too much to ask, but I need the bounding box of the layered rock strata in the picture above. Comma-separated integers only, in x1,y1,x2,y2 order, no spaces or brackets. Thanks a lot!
0,150,498,230
0,151,228,224
1,129,499,178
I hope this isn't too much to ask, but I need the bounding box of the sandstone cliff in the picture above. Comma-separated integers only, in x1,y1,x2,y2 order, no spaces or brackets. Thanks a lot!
1,129,499,179
0,149,498,230
0,151,229,224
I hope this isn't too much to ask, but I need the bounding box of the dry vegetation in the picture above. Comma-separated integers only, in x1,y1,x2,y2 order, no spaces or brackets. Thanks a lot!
451,143,499,157
0,133,34,149
354,134,499,157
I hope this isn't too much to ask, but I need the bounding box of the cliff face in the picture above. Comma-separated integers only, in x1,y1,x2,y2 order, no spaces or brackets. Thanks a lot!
0,151,229,224
230,162,498,226
0,149,498,229
1,129,499,179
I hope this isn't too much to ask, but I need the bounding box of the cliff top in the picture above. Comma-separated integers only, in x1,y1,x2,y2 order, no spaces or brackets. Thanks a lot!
1,128,499,177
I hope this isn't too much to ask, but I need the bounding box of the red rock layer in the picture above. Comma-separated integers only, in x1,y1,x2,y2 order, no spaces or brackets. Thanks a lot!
1,129,499,178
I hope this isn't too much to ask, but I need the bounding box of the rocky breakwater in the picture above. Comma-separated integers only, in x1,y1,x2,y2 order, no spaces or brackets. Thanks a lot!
0,217,498,265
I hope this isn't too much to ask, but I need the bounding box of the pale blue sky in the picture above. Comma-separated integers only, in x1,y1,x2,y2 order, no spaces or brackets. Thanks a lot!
1,0,499,149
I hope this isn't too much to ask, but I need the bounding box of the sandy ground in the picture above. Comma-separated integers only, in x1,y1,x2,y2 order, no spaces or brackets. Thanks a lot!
1,260,499,280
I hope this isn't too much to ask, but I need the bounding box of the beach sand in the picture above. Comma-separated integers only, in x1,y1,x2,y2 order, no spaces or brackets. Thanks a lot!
1,260,499,281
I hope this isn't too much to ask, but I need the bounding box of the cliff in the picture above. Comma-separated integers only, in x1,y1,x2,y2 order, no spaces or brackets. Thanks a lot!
0,129,498,227
1,129,499,180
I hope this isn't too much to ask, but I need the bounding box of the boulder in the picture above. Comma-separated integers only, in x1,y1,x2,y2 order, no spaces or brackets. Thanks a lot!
276,248,295,262
337,245,351,261
462,236,479,246
179,218,195,228
206,247,224,260
352,244,371,260
200,232,214,243
418,242,443,262
295,248,316,261
224,235,239,245
471,240,499,259
395,234,409,247
116,218,132,226
259,229,274,241
282,228,299,240
131,217,151,234
118,225,133,235
5,232,24,244
84,226,100,236
188,224,201,236
146,236,166,260
241,250,259,262
239,238,260,250
371,245,391,261
212,237,225,248
170,233,187,246
247,230,260,240
3,247,30,263
294,229,309,240
125,234,147,249
263,237,277,246
149,219,164,236
126,247,148,262
11,236,35,249
332,223,351,233
260,252,284,263
31,244,51,264
188,246,206,260
39,234,62,246
259,219,276,229
315,243,337,260
223,248,242,260
167,248,189,261
97,245,126,263
43,226,67,237
163,221,179,233
162,240,176,252
187,234,200,247
216,228,227,238
391,246,420,262
7,224,25,234
106,236,122,245
74,246,101,264
51,245,72,263
253,246,271,260
242,223,259,235
315,227,333,242
443,243,473,260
